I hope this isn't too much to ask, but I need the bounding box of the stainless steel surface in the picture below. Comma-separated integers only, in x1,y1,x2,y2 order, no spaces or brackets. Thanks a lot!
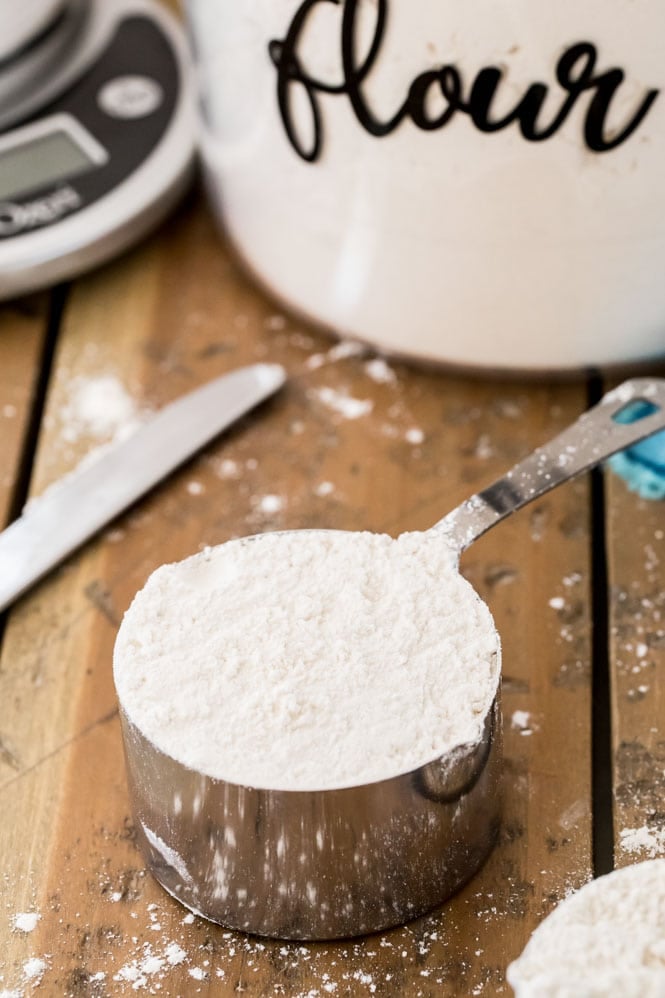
435,378,665,553
120,377,665,940
121,697,501,940
0,0,89,131
0,363,285,613
0,0,68,63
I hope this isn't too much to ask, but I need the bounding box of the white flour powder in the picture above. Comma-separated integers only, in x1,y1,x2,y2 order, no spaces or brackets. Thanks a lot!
12,912,40,933
114,530,499,790
59,374,140,443
507,860,665,997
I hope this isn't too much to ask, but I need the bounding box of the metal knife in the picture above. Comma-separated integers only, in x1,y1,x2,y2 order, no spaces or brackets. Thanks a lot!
0,362,286,613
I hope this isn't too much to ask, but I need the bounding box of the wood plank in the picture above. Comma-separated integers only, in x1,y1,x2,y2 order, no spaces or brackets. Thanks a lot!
0,193,593,996
606,365,665,869
0,0,175,536
0,297,50,527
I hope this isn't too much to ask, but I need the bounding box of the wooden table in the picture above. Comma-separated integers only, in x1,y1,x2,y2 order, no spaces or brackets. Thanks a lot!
1,187,663,997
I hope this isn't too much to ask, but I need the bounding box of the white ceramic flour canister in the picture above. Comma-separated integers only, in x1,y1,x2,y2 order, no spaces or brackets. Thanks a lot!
185,0,665,371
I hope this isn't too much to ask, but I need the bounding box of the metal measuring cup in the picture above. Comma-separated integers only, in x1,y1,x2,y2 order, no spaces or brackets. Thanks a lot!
117,378,665,939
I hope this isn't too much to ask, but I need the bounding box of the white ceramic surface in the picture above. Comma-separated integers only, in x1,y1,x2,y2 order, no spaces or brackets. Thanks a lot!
186,0,665,371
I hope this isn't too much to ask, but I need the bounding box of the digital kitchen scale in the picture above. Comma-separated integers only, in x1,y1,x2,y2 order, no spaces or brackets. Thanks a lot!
0,0,196,301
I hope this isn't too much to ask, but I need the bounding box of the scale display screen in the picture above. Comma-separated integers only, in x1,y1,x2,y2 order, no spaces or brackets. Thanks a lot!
0,120,106,201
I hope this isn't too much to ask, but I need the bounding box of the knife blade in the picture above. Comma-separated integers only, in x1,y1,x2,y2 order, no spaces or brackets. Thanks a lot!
0,362,286,613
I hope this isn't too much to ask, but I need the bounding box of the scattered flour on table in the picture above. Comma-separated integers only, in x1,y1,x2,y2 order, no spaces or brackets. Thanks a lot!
472,433,494,460
507,860,665,998
59,374,141,443
2,865,546,994
25,372,152,510
405,427,425,445
305,339,365,371
511,710,536,736
114,530,500,790
309,387,374,421
364,358,396,384
264,314,287,331
100,903,448,994
164,943,186,965
252,494,284,515
12,913,40,933
22,959,47,984
114,949,166,988
620,826,665,858
214,458,240,479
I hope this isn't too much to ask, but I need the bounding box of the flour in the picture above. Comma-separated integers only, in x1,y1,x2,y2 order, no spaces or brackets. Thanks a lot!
305,340,365,371
164,943,186,965
511,711,536,736
309,387,374,421
12,913,40,933
620,826,665,859
253,494,284,515
22,959,47,984
264,314,287,331
405,428,425,445
114,530,499,790
507,860,665,997
215,458,240,479
0,875,497,994
59,374,140,443
364,358,396,385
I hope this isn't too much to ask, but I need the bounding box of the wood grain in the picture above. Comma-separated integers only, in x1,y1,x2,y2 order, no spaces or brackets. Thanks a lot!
0,297,49,527
0,194,596,996
605,367,665,869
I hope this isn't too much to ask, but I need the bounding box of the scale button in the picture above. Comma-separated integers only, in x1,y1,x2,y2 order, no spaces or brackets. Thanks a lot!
98,76,164,119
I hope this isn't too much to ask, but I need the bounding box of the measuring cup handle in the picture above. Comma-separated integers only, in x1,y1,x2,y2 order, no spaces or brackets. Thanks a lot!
431,378,665,553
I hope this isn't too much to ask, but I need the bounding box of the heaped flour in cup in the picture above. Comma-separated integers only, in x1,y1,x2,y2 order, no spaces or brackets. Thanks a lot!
114,530,500,790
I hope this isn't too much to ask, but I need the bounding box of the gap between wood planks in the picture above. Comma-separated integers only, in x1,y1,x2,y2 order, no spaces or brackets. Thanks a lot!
588,373,615,876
